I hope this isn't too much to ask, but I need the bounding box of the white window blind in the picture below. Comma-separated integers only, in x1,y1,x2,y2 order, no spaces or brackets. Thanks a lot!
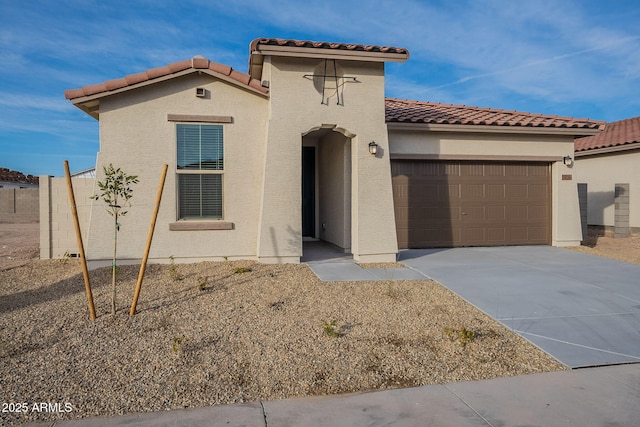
177,125,223,170
176,124,223,219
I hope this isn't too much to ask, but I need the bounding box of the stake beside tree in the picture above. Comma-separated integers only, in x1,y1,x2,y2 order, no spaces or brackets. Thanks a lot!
91,164,139,315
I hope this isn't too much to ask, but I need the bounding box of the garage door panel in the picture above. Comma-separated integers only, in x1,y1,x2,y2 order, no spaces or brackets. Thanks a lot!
528,227,548,242
487,205,506,220
486,184,506,198
528,205,548,220
505,163,529,176
461,184,484,199
485,164,505,176
508,184,529,198
529,184,549,198
460,163,485,176
392,160,551,248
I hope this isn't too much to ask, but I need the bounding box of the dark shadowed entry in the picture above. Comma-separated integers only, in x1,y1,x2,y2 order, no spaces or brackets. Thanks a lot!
302,147,315,237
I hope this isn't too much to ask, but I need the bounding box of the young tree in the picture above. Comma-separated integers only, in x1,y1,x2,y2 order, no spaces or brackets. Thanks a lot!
91,164,139,315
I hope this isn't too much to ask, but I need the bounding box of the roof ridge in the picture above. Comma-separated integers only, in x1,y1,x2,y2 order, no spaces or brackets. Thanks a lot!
385,98,604,125
65,56,268,100
385,98,604,130
251,38,409,56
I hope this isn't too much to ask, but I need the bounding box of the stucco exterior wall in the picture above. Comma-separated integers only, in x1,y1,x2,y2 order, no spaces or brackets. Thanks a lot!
39,176,94,259
85,73,268,267
575,149,640,228
388,129,583,246
257,56,398,262
318,131,351,250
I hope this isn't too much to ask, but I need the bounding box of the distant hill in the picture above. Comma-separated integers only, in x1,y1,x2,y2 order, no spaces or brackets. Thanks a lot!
0,168,39,185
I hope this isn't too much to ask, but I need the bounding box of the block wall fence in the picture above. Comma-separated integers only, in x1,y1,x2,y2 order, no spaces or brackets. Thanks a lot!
0,188,39,221
39,176,94,259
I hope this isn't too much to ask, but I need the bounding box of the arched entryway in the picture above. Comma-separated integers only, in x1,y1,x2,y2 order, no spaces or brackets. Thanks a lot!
301,125,353,255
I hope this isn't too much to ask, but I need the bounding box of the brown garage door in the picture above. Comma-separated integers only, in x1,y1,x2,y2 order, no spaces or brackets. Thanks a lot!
392,160,551,248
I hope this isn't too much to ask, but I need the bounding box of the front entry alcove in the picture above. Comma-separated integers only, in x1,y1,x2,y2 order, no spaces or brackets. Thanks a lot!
301,126,353,256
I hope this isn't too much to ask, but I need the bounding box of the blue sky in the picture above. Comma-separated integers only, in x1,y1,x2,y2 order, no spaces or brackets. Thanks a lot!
1,0,639,177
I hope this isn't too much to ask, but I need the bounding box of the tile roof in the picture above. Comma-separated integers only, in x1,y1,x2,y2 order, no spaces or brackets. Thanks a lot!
250,38,409,56
64,56,268,101
575,115,640,152
385,98,605,131
0,168,39,185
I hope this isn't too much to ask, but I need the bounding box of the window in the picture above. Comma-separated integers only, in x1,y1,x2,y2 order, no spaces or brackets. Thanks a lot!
176,124,223,219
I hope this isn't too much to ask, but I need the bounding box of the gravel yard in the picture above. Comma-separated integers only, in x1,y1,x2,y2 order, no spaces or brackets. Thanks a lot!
0,222,568,425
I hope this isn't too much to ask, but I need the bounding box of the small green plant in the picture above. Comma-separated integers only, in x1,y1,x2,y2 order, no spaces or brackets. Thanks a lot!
60,251,72,265
197,276,207,291
172,336,187,353
444,327,476,347
234,267,252,274
168,255,183,281
323,320,344,338
385,283,404,300
91,163,138,316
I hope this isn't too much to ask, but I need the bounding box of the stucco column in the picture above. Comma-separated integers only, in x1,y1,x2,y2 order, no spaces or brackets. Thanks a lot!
552,162,582,246
39,175,52,259
351,135,399,263
256,125,303,263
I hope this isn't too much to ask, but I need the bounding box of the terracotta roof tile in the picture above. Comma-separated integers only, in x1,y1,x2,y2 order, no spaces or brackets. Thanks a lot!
65,57,268,100
575,115,640,152
250,38,409,56
385,98,604,131
0,168,39,185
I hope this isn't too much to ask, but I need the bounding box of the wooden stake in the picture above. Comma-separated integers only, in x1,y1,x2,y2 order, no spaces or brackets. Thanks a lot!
64,160,96,320
130,164,168,316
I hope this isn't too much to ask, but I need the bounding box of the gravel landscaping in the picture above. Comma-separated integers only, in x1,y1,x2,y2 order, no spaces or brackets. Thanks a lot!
0,248,566,425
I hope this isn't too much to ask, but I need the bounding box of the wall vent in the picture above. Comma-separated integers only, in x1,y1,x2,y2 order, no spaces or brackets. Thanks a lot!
196,87,206,97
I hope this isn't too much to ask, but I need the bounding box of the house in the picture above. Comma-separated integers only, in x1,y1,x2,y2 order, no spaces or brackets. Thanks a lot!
0,168,39,189
575,115,640,234
45,38,604,267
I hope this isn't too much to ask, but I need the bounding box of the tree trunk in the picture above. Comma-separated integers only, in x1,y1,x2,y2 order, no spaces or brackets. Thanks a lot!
111,212,118,316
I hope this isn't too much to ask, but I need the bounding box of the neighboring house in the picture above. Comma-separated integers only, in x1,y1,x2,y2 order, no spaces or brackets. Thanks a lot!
575,116,640,231
70,167,96,178
0,168,39,188
47,38,604,267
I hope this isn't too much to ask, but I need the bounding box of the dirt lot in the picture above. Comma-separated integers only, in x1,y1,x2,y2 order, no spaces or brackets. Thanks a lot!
0,221,637,425
0,219,39,271
566,228,640,264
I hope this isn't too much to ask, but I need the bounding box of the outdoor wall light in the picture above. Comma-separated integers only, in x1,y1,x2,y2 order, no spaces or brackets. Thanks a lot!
563,155,573,166
368,141,378,156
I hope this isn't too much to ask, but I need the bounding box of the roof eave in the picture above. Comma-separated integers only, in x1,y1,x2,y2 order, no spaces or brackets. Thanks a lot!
575,141,640,157
253,45,409,63
386,122,602,136
68,68,269,119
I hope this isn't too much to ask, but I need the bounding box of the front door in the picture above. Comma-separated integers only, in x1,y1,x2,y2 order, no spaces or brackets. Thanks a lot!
302,147,315,237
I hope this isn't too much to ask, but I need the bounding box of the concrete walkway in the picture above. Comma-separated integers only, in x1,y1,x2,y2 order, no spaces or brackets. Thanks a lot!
399,246,640,368
303,240,426,281
27,364,640,426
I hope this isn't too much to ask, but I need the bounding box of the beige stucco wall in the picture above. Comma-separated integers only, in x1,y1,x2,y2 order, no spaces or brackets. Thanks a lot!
257,56,398,263
85,73,269,267
388,129,583,246
575,149,640,228
317,131,351,250
40,176,94,259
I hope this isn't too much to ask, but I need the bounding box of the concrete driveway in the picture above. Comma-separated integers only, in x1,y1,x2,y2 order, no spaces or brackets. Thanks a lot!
398,246,640,368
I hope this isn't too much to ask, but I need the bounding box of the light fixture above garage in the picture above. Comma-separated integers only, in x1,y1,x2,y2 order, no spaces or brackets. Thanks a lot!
369,141,378,156
563,156,573,166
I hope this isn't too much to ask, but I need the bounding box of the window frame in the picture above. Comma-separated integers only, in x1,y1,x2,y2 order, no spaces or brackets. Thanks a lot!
175,123,225,221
